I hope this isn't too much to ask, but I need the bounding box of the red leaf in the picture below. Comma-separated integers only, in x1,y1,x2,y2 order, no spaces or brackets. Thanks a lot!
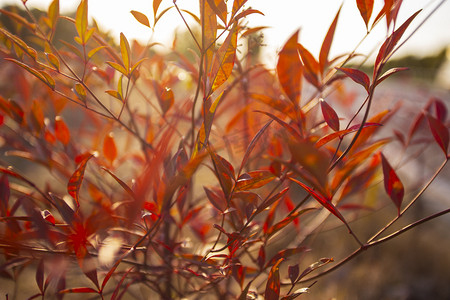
427,115,449,156
265,258,283,300
209,149,235,198
265,208,315,238
376,67,409,86
41,209,56,225
315,123,381,148
380,153,404,216
433,98,447,123
289,177,349,227
374,10,421,76
0,174,10,216
320,99,340,131
68,154,94,207
337,67,370,92
36,259,44,294
297,43,320,89
319,5,341,75
357,0,374,29
238,120,273,175
288,264,299,284
55,116,70,145
257,245,266,270
204,187,227,212
277,30,303,105
59,287,98,294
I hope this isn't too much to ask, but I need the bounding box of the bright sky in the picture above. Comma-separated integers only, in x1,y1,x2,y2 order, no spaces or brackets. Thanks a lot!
1,0,449,66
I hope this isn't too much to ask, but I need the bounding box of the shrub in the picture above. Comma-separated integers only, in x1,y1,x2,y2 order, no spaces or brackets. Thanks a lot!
0,0,448,299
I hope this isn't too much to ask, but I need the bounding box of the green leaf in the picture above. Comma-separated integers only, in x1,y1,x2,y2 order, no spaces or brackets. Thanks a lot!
106,61,128,76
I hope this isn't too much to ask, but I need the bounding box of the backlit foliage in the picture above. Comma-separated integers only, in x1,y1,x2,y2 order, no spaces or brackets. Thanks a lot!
0,0,449,298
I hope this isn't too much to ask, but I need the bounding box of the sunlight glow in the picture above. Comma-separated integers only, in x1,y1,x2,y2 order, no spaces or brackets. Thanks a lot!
1,0,449,66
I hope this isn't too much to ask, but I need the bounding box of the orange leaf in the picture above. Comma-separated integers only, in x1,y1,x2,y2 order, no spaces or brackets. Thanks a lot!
68,154,94,207
277,30,303,105
357,0,374,29
201,0,217,74
380,153,404,216
297,43,320,89
130,10,150,28
103,132,117,163
319,5,341,75
206,0,227,25
235,170,275,191
55,116,70,145
210,23,238,94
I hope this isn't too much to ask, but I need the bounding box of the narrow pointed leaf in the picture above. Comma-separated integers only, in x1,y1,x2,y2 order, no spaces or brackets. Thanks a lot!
120,32,131,74
380,153,404,216
48,0,60,29
210,23,238,93
204,187,226,212
235,170,275,191
289,177,348,226
238,120,273,175
68,154,94,207
337,67,370,92
206,0,227,24
266,208,315,238
101,167,137,200
320,99,340,131
231,0,248,20
277,30,303,105
374,10,421,75
45,52,60,71
319,5,341,74
265,258,283,300
376,67,409,86
297,43,320,89
106,61,128,76
427,115,449,156
59,287,98,294
357,0,374,29
75,0,88,44
130,10,150,28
